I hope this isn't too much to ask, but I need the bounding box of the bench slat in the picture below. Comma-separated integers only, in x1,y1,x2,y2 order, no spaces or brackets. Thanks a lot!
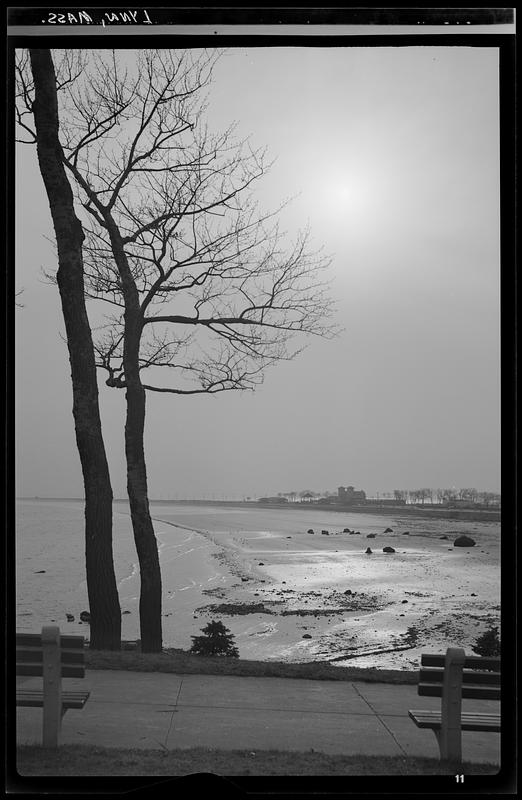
409,710,501,732
419,667,501,686
16,663,85,678
16,689,90,710
421,653,500,672
418,683,500,701
16,648,85,665
16,633,85,649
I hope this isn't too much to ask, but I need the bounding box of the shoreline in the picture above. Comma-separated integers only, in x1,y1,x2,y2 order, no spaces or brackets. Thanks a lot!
18,496,501,523
16,500,500,670
150,507,500,670
148,499,501,523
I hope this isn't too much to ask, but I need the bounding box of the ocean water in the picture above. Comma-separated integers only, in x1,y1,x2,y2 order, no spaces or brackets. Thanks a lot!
14,499,403,643
15,499,223,642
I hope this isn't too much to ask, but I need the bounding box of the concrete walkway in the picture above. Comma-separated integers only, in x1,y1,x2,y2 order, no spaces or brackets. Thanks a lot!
16,670,500,764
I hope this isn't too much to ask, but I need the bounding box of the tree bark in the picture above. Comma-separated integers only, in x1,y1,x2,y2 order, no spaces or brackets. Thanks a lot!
125,360,163,653
106,223,163,652
29,49,121,650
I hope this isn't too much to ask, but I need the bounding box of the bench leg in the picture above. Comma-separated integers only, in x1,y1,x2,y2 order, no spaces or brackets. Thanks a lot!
42,625,62,747
42,705,61,748
438,647,464,763
434,728,462,763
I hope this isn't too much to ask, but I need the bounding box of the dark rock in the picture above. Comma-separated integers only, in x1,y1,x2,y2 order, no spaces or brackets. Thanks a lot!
365,547,373,554
403,532,410,535
344,589,353,595
321,530,329,535
454,535,476,547
439,535,449,540
343,528,351,533
355,531,361,535
79,611,91,623
122,610,131,615
367,533,376,538
401,600,408,604
383,546,395,553
35,570,46,574
384,527,393,533
471,593,477,597
307,529,315,534
286,536,292,539
258,562,264,566
66,614,74,622
241,577,249,582
302,633,312,639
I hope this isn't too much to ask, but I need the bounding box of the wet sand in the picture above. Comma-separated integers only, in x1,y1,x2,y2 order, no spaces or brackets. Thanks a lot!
151,505,500,670
16,501,500,670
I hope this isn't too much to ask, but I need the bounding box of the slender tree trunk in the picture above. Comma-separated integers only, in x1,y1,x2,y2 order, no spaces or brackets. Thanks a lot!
124,322,163,652
106,224,163,652
29,49,121,650
125,368,163,652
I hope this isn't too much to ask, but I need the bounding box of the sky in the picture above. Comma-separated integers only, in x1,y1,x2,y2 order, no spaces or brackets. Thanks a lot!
15,45,501,500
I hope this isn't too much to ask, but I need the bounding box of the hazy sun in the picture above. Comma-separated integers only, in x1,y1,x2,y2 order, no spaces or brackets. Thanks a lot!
320,173,377,223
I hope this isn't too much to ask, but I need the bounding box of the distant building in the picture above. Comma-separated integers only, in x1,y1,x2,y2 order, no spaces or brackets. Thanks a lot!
257,496,289,504
337,485,366,504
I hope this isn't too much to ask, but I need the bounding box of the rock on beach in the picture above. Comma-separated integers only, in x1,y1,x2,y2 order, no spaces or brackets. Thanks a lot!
454,535,476,547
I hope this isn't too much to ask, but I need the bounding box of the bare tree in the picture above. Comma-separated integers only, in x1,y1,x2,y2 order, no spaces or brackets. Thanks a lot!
409,488,431,505
478,491,500,507
17,49,121,649
30,49,338,651
461,487,478,504
442,488,458,503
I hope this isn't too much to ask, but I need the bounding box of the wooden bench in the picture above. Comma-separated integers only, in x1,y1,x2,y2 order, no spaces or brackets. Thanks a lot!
409,647,500,762
16,625,90,747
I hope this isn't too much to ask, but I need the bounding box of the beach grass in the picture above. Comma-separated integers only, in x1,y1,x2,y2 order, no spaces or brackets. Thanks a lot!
15,743,498,776
85,644,418,684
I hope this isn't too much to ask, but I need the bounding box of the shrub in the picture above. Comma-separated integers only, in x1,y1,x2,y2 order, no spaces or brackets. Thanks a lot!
190,620,239,658
471,626,500,658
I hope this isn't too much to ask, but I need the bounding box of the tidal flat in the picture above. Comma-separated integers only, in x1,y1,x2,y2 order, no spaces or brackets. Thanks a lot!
16,500,500,669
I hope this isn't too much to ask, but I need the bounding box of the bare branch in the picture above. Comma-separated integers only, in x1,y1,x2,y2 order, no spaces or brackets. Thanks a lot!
44,48,339,398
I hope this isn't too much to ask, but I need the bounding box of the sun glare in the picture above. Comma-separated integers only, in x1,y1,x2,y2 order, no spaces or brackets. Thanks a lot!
318,171,379,226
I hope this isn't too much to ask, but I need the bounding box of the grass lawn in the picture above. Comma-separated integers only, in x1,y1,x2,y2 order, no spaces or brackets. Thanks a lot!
85,644,418,684
16,744,499,776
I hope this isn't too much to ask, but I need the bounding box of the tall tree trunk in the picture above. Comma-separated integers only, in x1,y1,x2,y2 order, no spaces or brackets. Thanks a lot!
29,49,121,650
107,224,163,652
125,348,163,653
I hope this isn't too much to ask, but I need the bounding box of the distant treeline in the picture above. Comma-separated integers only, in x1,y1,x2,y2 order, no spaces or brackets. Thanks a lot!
262,488,500,509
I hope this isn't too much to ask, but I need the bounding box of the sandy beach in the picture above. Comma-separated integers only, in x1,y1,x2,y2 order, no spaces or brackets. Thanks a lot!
150,504,500,670
16,500,500,670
